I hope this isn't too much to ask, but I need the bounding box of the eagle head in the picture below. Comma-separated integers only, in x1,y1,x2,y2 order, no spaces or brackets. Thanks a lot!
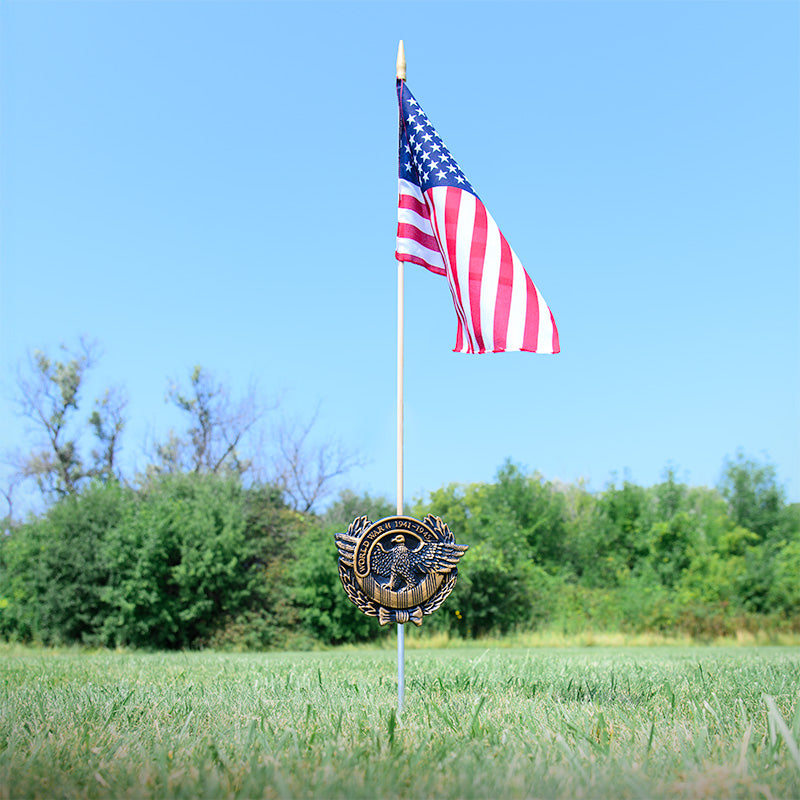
391,534,406,546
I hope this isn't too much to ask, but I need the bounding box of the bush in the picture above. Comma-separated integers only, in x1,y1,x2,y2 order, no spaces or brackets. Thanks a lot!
290,523,389,646
101,473,259,648
439,543,560,638
0,481,132,644
2,455,797,648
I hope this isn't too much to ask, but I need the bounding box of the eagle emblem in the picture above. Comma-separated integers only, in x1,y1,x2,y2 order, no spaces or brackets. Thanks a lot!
335,515,468,626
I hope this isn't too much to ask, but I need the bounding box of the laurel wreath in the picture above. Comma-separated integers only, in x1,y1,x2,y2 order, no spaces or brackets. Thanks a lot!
424,514,454,544
338,562,379,618
337,514,461,624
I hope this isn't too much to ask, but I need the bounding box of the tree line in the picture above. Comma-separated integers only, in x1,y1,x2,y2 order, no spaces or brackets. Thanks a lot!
1,343,798,648
3,339,358,519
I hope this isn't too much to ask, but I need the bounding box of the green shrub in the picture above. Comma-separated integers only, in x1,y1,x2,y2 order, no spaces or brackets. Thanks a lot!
0,480,131,644
290,523,388,646
102,474,254,648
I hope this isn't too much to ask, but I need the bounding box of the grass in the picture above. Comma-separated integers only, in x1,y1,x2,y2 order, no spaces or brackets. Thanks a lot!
383,628,800,650
1,643,799,798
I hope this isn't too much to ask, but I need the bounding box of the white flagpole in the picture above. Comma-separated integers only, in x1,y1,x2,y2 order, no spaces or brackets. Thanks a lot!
396,39,407,716
397,253,405,715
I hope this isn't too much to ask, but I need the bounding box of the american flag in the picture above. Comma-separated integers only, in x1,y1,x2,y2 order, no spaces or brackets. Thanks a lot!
396,80,560,354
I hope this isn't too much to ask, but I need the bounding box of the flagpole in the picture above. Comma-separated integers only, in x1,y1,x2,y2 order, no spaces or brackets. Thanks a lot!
396,38,406,716
397,252,405,715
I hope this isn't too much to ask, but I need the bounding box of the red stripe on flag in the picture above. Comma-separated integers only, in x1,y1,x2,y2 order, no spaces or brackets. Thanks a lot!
521,271,541,352
397,223,440,254
395,251,447,276
398,193,430,219
468,200,488,354
442,188,461,277
443,188,474,353
492,233,514,352
454,318,464,352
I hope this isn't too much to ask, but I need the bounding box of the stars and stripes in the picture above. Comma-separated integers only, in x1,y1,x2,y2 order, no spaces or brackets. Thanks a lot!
395,80,560,354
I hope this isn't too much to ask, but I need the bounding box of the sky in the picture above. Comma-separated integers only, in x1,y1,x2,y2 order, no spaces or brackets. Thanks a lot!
1,0,798,514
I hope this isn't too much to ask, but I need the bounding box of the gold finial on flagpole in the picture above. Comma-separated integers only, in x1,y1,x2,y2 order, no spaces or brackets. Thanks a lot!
396,40,406,81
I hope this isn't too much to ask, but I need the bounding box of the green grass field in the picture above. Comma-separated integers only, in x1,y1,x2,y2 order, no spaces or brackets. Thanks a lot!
1,644,799,799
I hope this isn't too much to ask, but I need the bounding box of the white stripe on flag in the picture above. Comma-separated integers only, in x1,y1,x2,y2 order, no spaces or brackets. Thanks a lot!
454,191,477,352
533,282,556,352
398,177,425,203
506,247,529,352
397,179,446,273
397,238,445,269
429,186,472,353
397,205,434,235
480,210,502,352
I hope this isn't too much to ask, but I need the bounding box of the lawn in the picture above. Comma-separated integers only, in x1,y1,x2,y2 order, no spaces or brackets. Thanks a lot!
1,644,799,798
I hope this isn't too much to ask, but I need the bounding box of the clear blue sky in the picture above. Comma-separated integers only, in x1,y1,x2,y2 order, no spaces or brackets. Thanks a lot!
1,0,798,510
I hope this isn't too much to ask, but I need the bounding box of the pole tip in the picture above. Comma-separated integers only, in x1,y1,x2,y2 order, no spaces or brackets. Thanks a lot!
396,40,406,81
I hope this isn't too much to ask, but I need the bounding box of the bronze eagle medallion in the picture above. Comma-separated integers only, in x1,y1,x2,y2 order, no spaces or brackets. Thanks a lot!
335,515,468,626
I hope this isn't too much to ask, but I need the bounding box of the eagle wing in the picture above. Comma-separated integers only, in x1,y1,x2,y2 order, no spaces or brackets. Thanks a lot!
414,541,468,576
334,533,359,569
370,542,394,577
334,516,370,569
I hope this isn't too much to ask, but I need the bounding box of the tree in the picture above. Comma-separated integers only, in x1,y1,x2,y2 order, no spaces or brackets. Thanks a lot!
322,489,395,530
647,513,698,587
151,365,264,478
12,340,127,505
151,367,360,513
484,461,569,569
718,452,786,540
577,478,653,587
410,464,567,636
1,473,22,534
88,388,127,482
654,468,688,521
273,410,363,513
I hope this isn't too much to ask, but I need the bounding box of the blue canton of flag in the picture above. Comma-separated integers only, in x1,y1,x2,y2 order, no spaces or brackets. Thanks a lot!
398,94,474,196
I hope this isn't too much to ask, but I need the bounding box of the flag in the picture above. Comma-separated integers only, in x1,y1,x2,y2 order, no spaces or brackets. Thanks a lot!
396,80,560,354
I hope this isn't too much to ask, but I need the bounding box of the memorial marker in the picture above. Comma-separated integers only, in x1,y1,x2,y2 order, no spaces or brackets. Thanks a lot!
335,41,560,714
